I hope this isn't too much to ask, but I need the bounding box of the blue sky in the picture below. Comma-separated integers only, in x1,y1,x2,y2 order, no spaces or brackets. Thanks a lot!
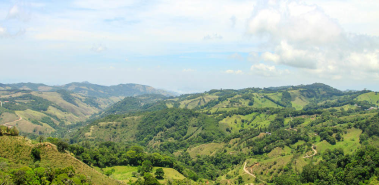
0,0,378,93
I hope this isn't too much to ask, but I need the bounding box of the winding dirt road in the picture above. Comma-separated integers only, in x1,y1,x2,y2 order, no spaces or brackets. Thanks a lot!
1,116,22,126
243,162,267,184
303,145,317,158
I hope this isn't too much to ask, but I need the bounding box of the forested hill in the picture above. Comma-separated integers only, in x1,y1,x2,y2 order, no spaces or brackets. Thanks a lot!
63,83,379,184
0,82,176,98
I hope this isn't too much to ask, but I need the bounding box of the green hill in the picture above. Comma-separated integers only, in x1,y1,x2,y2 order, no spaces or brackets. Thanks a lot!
0,136,120,184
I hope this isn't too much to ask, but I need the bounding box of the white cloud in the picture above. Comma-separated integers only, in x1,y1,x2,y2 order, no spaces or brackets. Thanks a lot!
225,70,243,74
348,50,379,73
248,1,342,45
261,41,319,69
251,63,289,77
228,53,244,61
247,0,379,80
90,44,107,53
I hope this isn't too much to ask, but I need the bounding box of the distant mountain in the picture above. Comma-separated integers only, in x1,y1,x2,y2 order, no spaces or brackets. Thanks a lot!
60,82,176,97
0,82,177,98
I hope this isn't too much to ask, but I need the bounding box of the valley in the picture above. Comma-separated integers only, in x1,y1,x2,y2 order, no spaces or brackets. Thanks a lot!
1,82,379,184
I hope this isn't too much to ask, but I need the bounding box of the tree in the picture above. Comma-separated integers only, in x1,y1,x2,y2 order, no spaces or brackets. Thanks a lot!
143,173,160,185
57,140,69,152
10,127,19,136
155,168,164,179
335,133,342,141
138,160,153,175
38,136,45,143
31,147,41,161
105,168,115,177
238,176,243,184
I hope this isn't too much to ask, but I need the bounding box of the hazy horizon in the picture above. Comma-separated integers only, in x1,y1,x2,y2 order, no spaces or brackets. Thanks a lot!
1,0,378,93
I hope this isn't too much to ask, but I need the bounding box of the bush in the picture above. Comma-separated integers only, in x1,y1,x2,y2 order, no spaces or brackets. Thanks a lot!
155,168,164,179
56,141,69,152
31,148,41,161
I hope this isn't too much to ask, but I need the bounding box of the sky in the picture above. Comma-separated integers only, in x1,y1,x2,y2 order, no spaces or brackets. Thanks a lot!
0,0,378,93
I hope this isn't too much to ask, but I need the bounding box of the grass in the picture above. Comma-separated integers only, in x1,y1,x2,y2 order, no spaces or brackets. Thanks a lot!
315,128,362,155
187,143,225,158
83,116,140,142
98,166,185,184
0,112,19,124
289,90,310,110
356,92,379,106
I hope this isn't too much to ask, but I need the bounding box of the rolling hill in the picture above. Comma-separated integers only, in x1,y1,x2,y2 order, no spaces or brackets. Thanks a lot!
0,82,176,98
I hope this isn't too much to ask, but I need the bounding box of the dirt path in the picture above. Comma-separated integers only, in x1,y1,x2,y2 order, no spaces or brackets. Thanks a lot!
243,162,267,184
303,145,317,158
243,162,256,178
1,116,22,126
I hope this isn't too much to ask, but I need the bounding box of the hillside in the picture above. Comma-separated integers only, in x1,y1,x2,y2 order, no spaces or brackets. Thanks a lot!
0,136,120,184
0,89,121,136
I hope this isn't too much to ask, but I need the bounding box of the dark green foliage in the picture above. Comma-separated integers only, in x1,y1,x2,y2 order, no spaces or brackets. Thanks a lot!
57,89,78,106
237,176,243,184
300,146,379,184
57,140,69,152
0,126,19,136
155,168,164,179
138,160,153,175
31,119,43,126
137,108,224,146
281,91,292,107
105,168,115,177
31,147,41,161
103,94,167,115
355,113,379,138
1,94,54,112
41,117,58,129
274,174,301,185
6,166,90,185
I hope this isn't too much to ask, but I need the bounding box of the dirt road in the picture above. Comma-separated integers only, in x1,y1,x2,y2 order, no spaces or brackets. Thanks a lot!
243,162,267,184
303,145,317,158
1,116,22,126
243,162,256,178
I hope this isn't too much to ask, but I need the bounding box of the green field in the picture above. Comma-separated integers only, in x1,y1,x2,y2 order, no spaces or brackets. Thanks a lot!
356,92,379,106
98,166,186,184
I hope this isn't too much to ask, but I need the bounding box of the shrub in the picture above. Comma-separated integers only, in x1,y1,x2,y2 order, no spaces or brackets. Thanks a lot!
31,148,41,161
56,141,69,152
